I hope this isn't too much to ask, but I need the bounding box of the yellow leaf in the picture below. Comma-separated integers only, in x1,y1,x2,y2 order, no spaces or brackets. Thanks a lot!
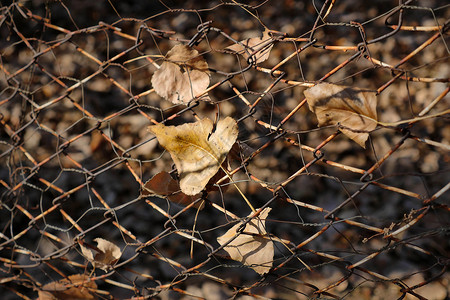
80,238,121,272
226,28,273,64
151,44,210,104
217,207,273,275
304,82,378,148
149,117,238,195
38,274,98,300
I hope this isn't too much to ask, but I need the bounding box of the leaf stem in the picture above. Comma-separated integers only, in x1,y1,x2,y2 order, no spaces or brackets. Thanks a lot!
268,235,311,271
378,109,450,127
123,54,164,64
220,165,256,213
190,201,204,259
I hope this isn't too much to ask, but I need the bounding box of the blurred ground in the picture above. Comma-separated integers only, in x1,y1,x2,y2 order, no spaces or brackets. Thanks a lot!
1,0,449,299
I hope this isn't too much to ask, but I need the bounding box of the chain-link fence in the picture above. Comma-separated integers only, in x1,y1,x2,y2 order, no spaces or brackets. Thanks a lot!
1,0,449,299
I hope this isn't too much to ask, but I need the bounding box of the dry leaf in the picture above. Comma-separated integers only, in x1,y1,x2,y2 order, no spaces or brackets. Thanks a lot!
226,28,273,64
304,82,378,148
204,159,231,194
151,44,210,104
142,171,203,209
217,207,273,275
80,238,121,272
38,274,98,300
149,117,238,195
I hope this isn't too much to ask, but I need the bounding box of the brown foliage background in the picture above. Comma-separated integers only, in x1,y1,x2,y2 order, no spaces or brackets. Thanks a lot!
1,1,449,299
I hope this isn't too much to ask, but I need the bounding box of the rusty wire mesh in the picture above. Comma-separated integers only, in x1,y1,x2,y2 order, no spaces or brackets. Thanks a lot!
1,0,449,299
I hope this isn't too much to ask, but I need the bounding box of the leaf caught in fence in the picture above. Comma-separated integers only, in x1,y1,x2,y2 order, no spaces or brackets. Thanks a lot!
217,207,273,275
304,82,378,148
151,44,210,104
149,117,238,195
80,238,121,272
226,28,273,64
142,171,203,209
38,274,98,300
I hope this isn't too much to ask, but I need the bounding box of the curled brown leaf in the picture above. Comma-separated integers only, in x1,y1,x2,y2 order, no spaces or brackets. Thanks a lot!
80,238,121,272
217,207,274,275
304,82,378,148
151,44,210,104
226,28,273,64
142,171,203,209
38,274,98,300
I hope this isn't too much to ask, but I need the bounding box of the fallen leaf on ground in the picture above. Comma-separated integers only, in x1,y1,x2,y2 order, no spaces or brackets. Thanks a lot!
151,44,210,104
304,82,378,148
149,117,238,195
226,28,273,64
80,238,121,272
38,274,98,300
142,171,203,209
217,207,273,275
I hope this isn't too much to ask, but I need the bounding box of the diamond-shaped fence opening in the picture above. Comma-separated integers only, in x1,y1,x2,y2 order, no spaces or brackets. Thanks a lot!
1,1,449,299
